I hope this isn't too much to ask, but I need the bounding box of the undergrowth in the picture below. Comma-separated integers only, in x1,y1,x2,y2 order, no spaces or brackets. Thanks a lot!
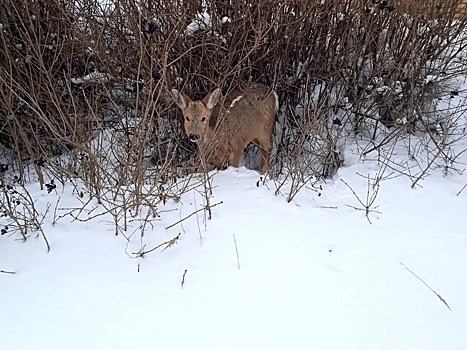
1,0,467,248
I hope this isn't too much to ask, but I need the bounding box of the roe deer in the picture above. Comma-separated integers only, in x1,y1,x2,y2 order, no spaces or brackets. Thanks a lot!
171,83,278,173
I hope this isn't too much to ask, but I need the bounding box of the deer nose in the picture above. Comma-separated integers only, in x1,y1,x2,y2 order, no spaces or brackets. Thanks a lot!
189,134,200,143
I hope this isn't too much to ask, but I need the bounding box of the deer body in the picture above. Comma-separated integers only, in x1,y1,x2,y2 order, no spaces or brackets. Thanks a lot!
172,83,277,173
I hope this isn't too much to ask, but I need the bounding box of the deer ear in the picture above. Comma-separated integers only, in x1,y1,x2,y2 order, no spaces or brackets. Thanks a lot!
203,88,221,110
171,89,190,110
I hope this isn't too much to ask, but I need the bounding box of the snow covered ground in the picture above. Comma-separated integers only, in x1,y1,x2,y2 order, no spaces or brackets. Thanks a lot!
1,139,467,349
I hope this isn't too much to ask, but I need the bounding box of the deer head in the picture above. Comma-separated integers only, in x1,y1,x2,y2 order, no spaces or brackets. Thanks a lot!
171,88,221,143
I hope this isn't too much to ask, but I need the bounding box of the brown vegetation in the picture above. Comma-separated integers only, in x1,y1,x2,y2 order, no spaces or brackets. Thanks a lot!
0,0,466,188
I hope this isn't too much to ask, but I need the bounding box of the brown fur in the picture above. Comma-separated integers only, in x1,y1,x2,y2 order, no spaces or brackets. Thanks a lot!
172,83,278,173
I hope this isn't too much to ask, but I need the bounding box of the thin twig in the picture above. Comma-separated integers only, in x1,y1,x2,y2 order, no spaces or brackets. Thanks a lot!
411,142,444,189
133,232,181,257
363,128,402,156
181,269,188,289
0,269,16,274
233,233,240,270
341,179,366,208
312,205,338,209
401,263,451,311
193,191,203,241
165,201,223,230
52,196,61,226
40,228,51,253
457,183,467,197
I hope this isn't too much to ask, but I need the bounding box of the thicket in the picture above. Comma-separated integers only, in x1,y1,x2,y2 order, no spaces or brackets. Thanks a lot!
1,0,467,245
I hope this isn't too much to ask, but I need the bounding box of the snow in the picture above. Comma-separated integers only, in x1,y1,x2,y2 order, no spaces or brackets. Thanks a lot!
1,151,467,349
71,72,112,84
185,11,212,36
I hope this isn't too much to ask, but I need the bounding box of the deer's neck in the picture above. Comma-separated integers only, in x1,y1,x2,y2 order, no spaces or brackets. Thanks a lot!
201,125,220,148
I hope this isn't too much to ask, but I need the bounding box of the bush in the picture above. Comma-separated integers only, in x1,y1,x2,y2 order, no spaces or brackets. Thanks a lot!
0,0,466,192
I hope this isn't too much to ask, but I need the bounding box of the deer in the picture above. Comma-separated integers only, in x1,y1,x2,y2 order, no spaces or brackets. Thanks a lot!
171,83,278,174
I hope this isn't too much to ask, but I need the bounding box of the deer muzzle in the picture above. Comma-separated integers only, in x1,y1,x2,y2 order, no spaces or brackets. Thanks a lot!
188,134,200,143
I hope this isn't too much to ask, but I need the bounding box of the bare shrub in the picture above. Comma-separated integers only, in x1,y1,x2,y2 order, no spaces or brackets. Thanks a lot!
0,0,466,244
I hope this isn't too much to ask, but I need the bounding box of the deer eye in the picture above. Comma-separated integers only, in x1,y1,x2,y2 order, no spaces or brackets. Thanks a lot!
185,117,190,121
201,117,206,122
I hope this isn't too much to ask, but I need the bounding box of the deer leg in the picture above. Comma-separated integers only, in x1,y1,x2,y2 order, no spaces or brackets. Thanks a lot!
227,137,251,169
255,136,272,174
228,150,243,168
259,150,271,174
